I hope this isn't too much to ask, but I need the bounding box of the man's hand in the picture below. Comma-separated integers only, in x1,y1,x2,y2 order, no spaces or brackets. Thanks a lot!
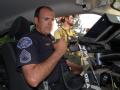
54,37,67,56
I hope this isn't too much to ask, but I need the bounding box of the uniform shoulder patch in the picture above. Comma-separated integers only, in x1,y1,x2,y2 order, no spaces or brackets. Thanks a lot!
19,49,31,63
17,37,32,49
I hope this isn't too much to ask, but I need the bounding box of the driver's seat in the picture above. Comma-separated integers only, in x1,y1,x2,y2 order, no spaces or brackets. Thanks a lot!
1,42,33,90
0,16,35,90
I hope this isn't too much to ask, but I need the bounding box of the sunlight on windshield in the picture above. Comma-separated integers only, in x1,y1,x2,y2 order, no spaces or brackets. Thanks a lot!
74,14,101,35
78,14,101,29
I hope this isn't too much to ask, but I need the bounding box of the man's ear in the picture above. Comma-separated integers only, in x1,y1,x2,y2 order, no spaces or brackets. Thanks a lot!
34,17,38,25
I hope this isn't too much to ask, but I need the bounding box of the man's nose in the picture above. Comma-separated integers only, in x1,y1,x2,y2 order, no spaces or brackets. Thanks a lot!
48,20,53,25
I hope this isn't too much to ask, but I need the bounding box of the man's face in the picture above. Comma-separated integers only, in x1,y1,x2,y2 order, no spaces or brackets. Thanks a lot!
35,8,55,35
67,15,74,26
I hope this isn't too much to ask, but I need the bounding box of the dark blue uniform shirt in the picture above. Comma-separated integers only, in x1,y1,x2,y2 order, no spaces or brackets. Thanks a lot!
16,30,68,84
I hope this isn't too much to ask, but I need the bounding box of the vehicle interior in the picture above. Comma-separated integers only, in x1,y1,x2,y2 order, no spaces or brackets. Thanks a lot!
0,0,120,90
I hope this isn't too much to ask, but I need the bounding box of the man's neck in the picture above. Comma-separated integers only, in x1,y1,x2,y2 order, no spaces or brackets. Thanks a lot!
63,23,71,31
36,27,49,36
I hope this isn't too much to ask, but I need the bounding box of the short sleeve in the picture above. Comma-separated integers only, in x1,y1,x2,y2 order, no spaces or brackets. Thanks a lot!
16,36,39,67
54,30,61,40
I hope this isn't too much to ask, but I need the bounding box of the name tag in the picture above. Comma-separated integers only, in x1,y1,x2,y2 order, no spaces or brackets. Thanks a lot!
45,43,51,46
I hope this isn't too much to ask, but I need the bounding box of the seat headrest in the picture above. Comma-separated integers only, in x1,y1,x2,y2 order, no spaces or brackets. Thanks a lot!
9,16,33,40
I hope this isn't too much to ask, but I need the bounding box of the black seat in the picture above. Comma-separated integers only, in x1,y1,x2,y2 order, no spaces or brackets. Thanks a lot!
1,42,33,90
8,16,33,40
0,16,35,90
0,48,8,88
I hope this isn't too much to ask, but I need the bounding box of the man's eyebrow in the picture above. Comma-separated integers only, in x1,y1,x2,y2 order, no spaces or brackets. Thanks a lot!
42,17,54,20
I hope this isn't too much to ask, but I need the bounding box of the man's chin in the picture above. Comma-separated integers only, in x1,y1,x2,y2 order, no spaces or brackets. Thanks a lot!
45,31,51,35
70,24,73,26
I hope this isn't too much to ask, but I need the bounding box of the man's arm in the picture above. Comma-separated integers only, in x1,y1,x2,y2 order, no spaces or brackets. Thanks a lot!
22,37,67,87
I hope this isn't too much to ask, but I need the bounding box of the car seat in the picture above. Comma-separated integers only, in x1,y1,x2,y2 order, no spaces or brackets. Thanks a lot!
0,16,34,90
8,16,33,40
1,42,33,90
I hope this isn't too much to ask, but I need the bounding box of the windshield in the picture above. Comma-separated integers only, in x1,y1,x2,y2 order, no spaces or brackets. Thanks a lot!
51,13,101,35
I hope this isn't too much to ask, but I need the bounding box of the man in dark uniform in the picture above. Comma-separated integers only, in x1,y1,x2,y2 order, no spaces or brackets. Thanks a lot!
16,6,68,90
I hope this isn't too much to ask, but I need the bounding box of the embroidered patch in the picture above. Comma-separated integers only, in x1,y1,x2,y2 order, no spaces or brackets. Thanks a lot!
19,49,31,63
17,37,32,49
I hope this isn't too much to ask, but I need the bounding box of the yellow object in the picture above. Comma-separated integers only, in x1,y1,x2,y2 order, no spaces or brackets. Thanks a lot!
54,26,81,65
54,26,76,42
